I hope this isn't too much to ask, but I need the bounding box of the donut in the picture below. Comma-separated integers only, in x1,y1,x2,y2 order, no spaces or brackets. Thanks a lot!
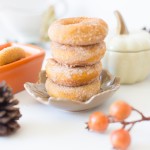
45,78,101,102
46,59,102,87
51,41,106,66
0,46,25,66
48,17,108,45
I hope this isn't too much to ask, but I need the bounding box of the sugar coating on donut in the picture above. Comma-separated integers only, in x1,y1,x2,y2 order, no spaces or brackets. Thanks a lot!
46,59,102,85
51,41,106,66
50,66,94,79
48,17,108,45
50,64,97,79
45,78,101,101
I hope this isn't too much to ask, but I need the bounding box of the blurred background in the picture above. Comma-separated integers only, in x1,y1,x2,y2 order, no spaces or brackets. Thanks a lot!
65,0,150,29
0,0,149,43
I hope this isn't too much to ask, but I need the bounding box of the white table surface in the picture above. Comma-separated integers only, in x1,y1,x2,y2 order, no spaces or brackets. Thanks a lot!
1,50,150,150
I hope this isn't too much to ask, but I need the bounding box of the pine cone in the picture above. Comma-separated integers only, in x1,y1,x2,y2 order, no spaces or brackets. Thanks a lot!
0,81,22,136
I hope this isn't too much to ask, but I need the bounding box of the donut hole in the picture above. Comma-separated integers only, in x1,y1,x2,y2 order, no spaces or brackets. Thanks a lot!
61,18,82,25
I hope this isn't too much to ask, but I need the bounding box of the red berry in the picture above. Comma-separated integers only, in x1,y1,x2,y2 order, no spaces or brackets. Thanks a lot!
88,112,109,132
110,129,131,150
109,101,132,121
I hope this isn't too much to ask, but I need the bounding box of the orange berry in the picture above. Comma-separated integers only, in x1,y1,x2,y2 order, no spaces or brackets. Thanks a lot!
88,112,109,132
110,129,131,150
109,101,132,121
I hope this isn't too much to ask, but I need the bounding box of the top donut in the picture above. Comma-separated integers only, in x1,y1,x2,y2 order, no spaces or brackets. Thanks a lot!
48,17,108,46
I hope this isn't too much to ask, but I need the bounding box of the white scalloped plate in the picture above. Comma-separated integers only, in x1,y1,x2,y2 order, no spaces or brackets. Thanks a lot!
24,70,120,112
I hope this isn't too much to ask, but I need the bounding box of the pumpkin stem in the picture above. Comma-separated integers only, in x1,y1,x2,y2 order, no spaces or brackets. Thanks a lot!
114,10,129,35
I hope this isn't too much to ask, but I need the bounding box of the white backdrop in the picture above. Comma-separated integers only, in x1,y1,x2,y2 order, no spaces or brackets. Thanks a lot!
64,0,150,31
0,0,149,41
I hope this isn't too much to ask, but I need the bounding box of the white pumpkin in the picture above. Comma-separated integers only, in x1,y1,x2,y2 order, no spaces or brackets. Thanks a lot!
107,31,150,52
103,11,150,84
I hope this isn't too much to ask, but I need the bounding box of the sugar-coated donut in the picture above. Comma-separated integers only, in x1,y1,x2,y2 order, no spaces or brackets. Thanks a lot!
46,59,102,87
51,41,106,66
45,78,101,102
0,46,25,66
48,17,108,45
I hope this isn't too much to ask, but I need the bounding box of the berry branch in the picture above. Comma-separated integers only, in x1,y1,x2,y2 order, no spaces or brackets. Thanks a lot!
86,100,150,150
109,107,150,131
132,107,146,119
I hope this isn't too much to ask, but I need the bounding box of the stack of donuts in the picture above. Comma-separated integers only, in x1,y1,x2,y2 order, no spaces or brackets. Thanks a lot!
45,17,108,102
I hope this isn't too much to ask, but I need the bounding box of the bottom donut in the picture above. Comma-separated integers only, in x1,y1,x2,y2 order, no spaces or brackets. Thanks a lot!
45,78,101,102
